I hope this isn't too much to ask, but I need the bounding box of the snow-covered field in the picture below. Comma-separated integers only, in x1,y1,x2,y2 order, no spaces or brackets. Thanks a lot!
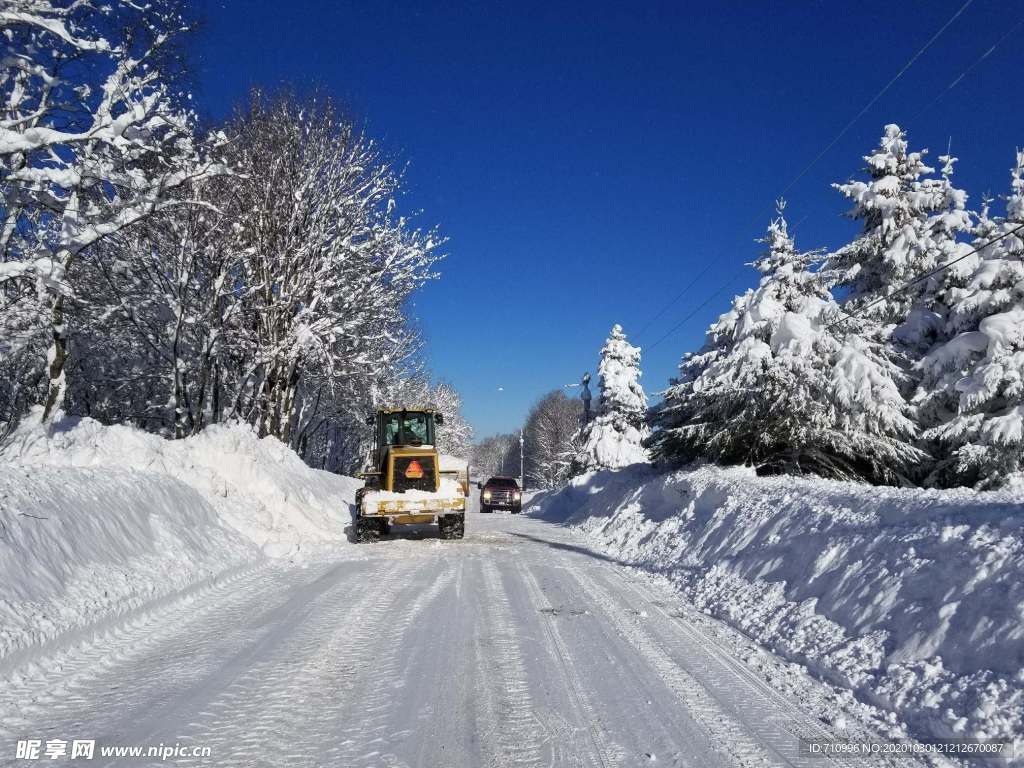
0,412,359,672
528,464,1024,758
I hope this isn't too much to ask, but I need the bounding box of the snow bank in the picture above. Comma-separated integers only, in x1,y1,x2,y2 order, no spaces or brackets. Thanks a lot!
529,465,1024,756
1,410,362,556
0,412,360,668
0,464,256,670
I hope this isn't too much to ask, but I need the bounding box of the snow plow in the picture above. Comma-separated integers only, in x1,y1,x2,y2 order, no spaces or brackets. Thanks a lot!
354,408,469,542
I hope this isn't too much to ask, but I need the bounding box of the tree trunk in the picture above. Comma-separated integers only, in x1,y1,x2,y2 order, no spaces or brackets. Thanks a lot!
41,292,69,422
211,361,221,425
279,356,301,444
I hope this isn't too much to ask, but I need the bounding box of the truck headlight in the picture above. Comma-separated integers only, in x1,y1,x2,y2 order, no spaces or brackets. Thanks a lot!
483,491,491,500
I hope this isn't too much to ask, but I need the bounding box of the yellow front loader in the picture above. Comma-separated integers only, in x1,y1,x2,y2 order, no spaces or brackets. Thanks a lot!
355,408,468,541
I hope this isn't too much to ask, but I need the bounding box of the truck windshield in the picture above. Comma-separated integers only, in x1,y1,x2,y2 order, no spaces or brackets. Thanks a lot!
382,412,433,446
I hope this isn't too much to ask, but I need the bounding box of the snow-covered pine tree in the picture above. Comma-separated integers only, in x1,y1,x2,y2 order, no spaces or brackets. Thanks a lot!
648,204,925,483
829,125,971,345
917,151,1024,487
646,289,751,464
823,125,974,481
573,324,649,472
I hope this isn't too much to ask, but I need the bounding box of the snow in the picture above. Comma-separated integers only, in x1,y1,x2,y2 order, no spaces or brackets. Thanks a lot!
529,463,1024,756
980,307,1024,351
1,409,361,555
363,476,464,504
439,452,469,474
0,411,361,669
0,463,254,673
0,512,932,767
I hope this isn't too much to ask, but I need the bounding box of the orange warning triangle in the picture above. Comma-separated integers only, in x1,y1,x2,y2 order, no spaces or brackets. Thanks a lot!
405,460,424,479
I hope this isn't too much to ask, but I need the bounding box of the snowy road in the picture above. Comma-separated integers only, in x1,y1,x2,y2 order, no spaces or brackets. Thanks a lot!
1,510,916,768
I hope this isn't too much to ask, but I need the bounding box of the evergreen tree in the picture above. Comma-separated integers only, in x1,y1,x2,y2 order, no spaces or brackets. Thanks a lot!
918,151,1024,487
829,124,970,345
649,204,924,483
646,289,746,465
573,324,649,472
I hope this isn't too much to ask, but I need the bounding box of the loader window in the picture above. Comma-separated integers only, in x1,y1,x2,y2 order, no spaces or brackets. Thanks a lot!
405,414,429,445
381,412,434,447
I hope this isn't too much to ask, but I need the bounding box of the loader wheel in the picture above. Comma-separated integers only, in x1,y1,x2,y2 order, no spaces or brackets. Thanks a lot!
357,517,382,543
439,514,464,540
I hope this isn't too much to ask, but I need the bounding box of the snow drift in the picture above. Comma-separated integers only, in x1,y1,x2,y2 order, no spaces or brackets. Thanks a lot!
0,464,256,671
0,412,360,668
529,464,1024,755
2,410,362,555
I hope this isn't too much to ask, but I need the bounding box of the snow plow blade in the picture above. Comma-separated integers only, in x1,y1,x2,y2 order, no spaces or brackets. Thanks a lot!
360,497,466,516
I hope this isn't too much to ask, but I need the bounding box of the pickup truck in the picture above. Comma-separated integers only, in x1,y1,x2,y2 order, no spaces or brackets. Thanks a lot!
478,476,522,514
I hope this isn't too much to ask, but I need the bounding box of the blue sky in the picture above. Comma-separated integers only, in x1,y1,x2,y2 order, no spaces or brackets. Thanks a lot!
193,0,1023,438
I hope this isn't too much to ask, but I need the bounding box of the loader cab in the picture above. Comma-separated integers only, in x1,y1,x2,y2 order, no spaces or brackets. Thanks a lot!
366,408,444,476
380,410,436,448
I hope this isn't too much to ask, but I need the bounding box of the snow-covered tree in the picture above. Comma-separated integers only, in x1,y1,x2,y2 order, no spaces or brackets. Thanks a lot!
471,434,520,479
1,78,450,474
649,204,925,483
829,125,971,346
218,94,440,445
916,151,1024,487
647,288,749,464
0,0,222,420
573,324,649,472
523,390,582,489
62,181,244,437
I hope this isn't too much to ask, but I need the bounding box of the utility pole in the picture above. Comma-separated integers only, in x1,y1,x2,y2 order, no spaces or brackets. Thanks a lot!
519,428,525,491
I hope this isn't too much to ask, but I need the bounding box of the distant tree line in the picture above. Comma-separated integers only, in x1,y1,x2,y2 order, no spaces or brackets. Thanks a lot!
0,0,471,472
470,390,583,490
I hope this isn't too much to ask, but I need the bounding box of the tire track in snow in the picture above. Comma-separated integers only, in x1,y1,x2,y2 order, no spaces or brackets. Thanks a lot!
596,567,902,768
473,558,549,768
0,558,284,735
168,556,412,767
329,555,459,768
518,561,623,768
569,565,780,768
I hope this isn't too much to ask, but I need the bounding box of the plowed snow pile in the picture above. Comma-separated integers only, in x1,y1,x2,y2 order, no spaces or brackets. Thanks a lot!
529,464,1024,755
0,411,359,667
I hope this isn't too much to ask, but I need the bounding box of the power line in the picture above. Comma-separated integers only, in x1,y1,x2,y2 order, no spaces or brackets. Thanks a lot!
636,0,975,346
828,220,1024,330
647,267,747,351
910,15,1024,121
775,0,974,204
634,261,717,338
